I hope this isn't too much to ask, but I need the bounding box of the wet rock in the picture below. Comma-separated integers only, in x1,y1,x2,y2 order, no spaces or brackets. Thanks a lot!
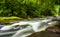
0,25,5,28
0,24,30,32
27,31,60,37
46,27,60,34
0,25,20,31
27,26,60,37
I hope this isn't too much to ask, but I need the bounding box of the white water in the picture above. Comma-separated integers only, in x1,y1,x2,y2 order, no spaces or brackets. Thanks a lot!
11,19,57,37
0,26,12,30
0,18,58,37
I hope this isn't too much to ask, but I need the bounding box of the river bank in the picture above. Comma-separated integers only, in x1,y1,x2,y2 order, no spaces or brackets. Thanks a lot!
0,16,60,25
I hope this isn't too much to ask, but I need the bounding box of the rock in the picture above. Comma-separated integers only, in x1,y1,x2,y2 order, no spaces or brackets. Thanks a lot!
46,27,60,34
0,26,12,31
27,31,60,37
0,25,20,31
0,25,5,28
27,27,60,37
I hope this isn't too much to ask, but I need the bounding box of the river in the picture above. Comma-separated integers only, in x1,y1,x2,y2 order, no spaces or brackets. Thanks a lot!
0,17,59,37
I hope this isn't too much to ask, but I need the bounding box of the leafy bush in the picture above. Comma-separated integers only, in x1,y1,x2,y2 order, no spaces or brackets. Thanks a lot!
0,0,60,18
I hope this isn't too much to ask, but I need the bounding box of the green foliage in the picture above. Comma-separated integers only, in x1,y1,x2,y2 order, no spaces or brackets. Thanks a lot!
0,0,60,18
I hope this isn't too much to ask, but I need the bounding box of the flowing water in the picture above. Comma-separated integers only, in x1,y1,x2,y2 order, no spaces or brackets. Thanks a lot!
0,17,59,37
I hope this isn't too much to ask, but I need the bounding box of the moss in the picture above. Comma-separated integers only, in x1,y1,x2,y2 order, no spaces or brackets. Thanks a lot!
0,17,23,25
